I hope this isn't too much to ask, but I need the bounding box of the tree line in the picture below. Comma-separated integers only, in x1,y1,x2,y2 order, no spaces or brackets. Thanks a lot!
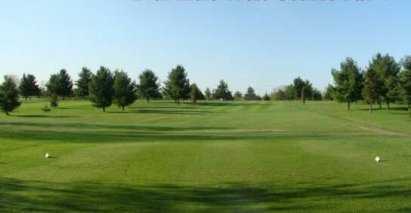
325,54,411,112
0,65,272,115
1,53,411,115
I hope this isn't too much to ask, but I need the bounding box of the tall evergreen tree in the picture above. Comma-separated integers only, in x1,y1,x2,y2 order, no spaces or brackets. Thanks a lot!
362,68,379,112
113,71,137,111
213,80,233,101
204,88,212,100
233,91,243,100
244,86,259,101
331,58,363,110
0,76,21,115
138,69,161,102
57,69,73,99
369,53,400,109
262,93,271,101
400,56,411,111
190,83,204,104
46,69,73,99
19,74,40,100
89,66,114,112
164,65,190,103
76,67,93,97
46,74,60,96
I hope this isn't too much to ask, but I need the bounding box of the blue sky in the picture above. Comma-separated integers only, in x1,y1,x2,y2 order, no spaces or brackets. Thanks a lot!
1,0,410,94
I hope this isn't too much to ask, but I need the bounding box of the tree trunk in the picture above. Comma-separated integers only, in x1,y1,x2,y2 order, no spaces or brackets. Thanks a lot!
369,104,372,113
378,100,382,110
5,111,9,116
347,101,351,111
102,107,106,112
146,98,150,103
387,101,390,110
122,106,125,111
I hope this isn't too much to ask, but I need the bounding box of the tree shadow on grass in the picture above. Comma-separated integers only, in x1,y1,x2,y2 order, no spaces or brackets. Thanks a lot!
108,109,215,115
0,125,396,144
2,178,411,212
358,107,409,112
14,115,77,119
0,121,230,132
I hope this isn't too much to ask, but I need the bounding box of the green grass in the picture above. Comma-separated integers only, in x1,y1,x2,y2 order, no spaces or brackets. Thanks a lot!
1,99,411,212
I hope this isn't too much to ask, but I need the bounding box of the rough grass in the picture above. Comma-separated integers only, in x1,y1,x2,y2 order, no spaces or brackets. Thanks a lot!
1,100,411,212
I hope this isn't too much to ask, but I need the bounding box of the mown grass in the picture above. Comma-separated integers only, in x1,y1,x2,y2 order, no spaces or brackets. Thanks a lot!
1,99,411,212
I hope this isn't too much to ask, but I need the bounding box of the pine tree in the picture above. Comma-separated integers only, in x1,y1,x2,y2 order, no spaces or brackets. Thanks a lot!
57,69,73,99
369,53,400,109
89,67,114,112
0,76,21,115
244,87,259,101
164,65,190,103
113,70,137,111
362,68,379,112
331,58,363,110
138,69,161,102
400,56,411,112
46,69,73,99
204,88,212,100
19,74,40,100
190,83,204,104
213,80,233,101
234,91,243,100
76,67,93,97
46,74,60,96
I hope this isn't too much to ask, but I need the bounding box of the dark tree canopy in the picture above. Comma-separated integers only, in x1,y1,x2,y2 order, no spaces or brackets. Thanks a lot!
57,69,73,98
233,91,243,100
138,69,161,102
324,85,335,101
262,93,271,101
19,74,40,99
292,77,314,103
331,58,363,110
204,88,212,100
46,69,73,98
76,67,93,97
89,67,114,112
369,53,401,109
164,65,190,103
311,88,323,101
0,76,21,115
244,87,260,101
46,74,60,96
113,71,137,111
213,80,233,101
362,67,379,112
190,83,204,104
400,56,411,111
